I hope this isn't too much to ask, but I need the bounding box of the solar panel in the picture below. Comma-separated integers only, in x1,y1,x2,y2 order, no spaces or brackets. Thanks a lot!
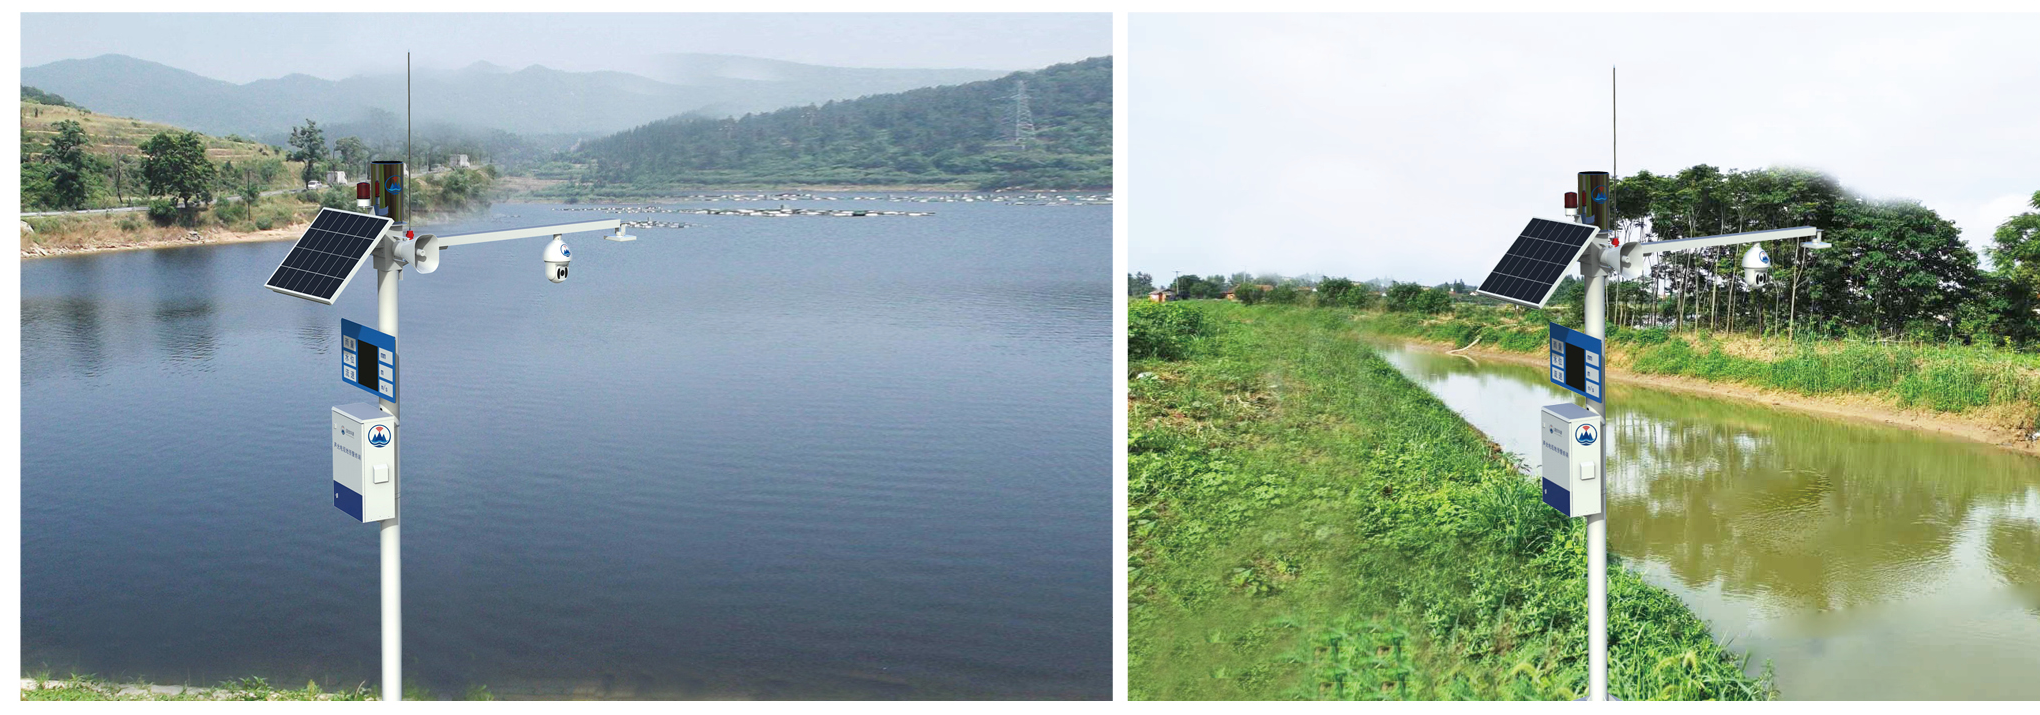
264,208,394,305
1474,218,1601,308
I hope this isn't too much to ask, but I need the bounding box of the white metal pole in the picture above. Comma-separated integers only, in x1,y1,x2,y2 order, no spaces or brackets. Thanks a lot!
377,259,401,702
1582,246,1608,702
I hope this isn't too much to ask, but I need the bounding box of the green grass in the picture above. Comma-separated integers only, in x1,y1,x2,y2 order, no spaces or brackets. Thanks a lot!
17,668,501,701
1360,305,2040,419
18,671,377,701
1128,302,1771,700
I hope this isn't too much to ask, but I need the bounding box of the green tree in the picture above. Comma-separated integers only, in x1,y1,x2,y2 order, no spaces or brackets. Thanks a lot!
334,136,369,175
1415,286,1454,314
1318,277,1356,306
40,120,95,209
1384,282,1427,312
139,130,218,212
1989,190,2040,344
414,166,495,215
1129,272,1155,297
287,119,328,185
1171,274,1223,300
1800,199,1980,339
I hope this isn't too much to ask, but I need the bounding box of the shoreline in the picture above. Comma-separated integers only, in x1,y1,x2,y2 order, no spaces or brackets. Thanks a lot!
22,222,309,260
1376,334,2040,458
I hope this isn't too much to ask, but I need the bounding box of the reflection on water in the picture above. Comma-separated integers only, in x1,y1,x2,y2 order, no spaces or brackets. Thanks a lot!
22,199,1110,700
1372,341,2040,700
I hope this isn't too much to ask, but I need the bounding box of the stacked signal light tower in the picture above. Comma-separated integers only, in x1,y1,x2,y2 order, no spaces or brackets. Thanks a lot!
1474,170,1827,702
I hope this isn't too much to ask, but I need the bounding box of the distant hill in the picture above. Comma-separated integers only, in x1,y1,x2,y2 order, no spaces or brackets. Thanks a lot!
565,56,1111,191
21,54,1007,140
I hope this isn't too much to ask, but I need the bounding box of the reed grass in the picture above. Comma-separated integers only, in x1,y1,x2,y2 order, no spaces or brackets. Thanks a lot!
1360,306,2040,419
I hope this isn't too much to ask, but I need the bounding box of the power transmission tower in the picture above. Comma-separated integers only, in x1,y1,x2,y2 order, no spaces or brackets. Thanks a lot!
1008,79,1036,151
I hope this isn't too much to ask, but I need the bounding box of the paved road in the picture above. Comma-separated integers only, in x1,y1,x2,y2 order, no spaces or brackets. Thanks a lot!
22,188,301,218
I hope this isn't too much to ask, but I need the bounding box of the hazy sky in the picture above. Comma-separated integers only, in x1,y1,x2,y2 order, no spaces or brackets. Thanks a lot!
21,13,1109,82
1131,13,2040,285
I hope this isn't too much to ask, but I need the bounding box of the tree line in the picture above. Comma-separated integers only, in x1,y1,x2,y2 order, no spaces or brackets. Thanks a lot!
1129,271,1466,313
1130,167,2040,350
567,57,1111,191
22,115,497,222
1606,166,2039,347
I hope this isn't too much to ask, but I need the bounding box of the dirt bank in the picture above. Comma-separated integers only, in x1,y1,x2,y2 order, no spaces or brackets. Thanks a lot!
22,221,308,260
1382,335,2040,458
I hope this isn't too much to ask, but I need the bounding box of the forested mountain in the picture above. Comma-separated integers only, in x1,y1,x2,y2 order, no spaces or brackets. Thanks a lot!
563,56,1111,191
21,54,1005,139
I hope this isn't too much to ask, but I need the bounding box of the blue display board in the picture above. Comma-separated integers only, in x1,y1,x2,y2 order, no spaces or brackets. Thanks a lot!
341,318,398,403
1548,322,1603,403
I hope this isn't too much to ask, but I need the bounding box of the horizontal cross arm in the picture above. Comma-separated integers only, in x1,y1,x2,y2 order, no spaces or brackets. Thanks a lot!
431,219,622,248
1627,226,1820,256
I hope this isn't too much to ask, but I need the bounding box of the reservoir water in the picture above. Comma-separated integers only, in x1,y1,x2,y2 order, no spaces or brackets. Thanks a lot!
1370,340,2040,700
21,197,1111,699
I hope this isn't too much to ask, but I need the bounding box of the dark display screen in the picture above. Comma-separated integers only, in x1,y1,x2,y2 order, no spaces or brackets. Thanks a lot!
1565,343,1585,391
355,350,381,392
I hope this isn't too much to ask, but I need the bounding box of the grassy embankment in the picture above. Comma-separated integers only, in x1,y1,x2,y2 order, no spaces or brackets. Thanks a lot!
1127,301,1771,701
19,671,492,701
1358,305,2040,436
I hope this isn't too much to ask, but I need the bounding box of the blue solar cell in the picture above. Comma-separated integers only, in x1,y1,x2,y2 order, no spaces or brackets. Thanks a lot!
1475,218,1599,308
264,208,393,304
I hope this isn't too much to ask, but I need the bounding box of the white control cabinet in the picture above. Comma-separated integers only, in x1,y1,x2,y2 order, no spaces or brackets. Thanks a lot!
333,402,397,522
1539,402,1603,518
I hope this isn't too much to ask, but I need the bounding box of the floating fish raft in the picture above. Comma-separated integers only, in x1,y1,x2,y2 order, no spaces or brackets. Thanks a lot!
559,206,932,218
552,191,1111,208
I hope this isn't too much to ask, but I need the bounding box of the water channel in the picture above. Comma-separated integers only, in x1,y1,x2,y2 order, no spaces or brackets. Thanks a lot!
1371,340,2040,700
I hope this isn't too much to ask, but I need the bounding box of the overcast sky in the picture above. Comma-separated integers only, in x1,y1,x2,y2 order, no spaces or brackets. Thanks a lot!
1131,13,2040,285
21,13,1109,82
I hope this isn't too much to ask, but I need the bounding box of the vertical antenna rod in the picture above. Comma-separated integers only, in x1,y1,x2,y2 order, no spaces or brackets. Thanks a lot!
406,52,411,227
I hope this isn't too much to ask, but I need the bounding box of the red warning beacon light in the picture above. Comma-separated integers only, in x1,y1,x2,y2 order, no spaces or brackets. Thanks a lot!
1564,191,1579,210
356,182,373,200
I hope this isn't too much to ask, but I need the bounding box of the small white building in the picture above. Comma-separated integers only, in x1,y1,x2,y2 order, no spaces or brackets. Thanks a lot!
451,154,471,168
325,170,348,185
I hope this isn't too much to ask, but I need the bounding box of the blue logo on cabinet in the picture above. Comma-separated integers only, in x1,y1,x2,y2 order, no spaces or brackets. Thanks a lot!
368,424,392,448
1574,423,1597,446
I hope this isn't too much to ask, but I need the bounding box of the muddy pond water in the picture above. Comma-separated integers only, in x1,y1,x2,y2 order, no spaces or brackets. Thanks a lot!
1371,340,2040,700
